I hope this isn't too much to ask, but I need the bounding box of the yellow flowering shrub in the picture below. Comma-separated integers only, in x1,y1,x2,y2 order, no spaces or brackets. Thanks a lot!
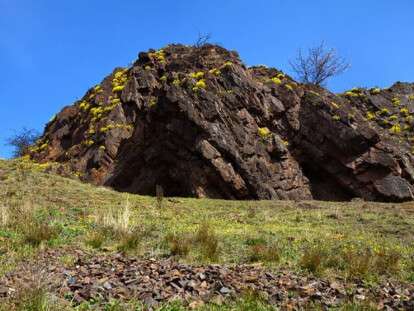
390,124,401,134
149,49,166,63
400,108,409,116
379,108,389,115
370,87,381,95
79,101,90,112
112,69,128,93
112,85,125,93
270,77,281,85
331,102,340,109
258,127,271,139
94,85,103,93
149,97,157,107
209,68,221,76
332,115,341,121
84,140,94,146
366,111,376,120
285,84,294,91
172,79,181,86
392,97,401,107
389,115,398,121
190,72,204,79
192,79,207,92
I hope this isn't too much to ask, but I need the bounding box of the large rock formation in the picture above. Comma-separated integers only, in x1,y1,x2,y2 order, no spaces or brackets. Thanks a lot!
30,44,414,201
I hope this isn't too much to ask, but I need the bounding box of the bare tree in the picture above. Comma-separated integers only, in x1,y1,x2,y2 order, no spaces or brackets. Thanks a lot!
290,42,350,86
194,32,212,48
6,128,40,158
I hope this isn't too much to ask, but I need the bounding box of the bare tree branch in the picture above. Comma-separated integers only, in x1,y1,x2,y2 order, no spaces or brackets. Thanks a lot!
6,128,40,158
194,32,212,48
289,42,350,86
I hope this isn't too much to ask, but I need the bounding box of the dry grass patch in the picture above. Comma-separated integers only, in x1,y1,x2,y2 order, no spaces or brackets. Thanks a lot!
165,222,220,261
86,199,149,252
194,222,219,260
165,232,192,256
1,201,60,247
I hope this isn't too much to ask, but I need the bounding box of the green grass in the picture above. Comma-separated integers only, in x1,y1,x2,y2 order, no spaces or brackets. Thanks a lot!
1,157,414,309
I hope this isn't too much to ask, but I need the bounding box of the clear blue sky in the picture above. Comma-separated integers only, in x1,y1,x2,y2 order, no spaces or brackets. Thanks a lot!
1,0,413,158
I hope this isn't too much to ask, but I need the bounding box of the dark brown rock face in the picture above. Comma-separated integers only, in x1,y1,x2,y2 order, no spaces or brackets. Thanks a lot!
31,44,414,201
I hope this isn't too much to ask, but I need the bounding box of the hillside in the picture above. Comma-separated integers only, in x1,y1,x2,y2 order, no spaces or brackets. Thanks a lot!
0,158,414,309
29,44,414,202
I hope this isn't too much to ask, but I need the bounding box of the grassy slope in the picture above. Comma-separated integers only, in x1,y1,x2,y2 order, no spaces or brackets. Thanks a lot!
1,158,414,310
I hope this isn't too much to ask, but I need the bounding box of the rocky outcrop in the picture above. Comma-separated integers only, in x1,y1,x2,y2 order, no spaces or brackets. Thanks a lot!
30,44,414,201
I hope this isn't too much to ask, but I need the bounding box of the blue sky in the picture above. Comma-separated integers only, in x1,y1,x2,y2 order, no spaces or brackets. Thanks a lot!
1,0,413,158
